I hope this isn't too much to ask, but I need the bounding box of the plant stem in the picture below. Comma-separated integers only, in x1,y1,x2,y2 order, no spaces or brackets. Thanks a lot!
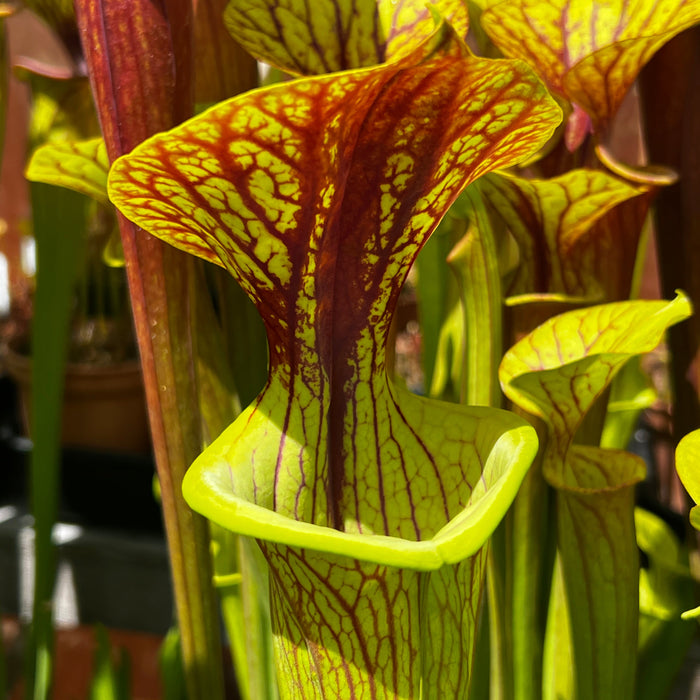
75,2,225,697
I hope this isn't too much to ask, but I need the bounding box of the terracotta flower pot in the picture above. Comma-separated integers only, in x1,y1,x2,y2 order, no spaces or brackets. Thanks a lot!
4,346,150,454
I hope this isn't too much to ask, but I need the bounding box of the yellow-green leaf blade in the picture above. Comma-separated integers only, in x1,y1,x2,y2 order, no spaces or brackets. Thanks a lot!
109,26,559,525
500,293,692,440
481,0,700,130
263,544,487,699
556,447,640,699
676,429,700,531
223,0,469,74
475,169,646,302
185,402,537,696
109,27,558,695
25,136,109,205
500,296,691,700
563,1,700,128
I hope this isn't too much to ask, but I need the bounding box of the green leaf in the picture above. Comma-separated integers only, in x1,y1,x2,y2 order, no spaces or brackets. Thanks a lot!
500,294,691,441
159,628,187,700
500,293,692,700
447,187,503,408
223,0,470,75
109,25,559,696
89,626,130,700
25,136,110,206
26,182,88,700
635,508,696,699
415,215,457,398
542,555,574,700
676,429,700,532
600,357,656,450
473,169,648,303
636,509,692,620
481,0,700,133
211,529,277,700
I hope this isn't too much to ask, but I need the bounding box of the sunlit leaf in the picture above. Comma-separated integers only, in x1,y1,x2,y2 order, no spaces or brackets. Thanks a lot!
500,293,692,699
447,189,502,407
636,508,696,697
223,0,469,74
636,508,692,619
501,294,691,441
676,429,700,531
109,23,558,531
474,169,648,302
25,136,109,206
110,25,559,696
600,357,657,450
481,0,700,131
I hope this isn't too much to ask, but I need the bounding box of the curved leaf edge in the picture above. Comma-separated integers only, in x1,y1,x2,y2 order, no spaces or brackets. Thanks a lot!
544,444,646,495
25,136,109,206
183,414,538,571
676,428,700,527
500,291,692,420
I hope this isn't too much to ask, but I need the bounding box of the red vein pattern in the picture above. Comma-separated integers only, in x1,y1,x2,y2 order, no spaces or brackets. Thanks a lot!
110,25,559,697
500,295,691,698
223,0,470,75
473,169,648,303
481,0,700,130
111,25,559,534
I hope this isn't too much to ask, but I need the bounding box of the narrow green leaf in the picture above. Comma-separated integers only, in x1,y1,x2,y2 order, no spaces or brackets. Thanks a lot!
89,626,130,700
212,529,277,700
447,187,503,407
159,628,187,700
427,297,464,401
507,455,555,700
223,0,470,75
26,183,88,700
542,555,574,700
415,216,456,397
